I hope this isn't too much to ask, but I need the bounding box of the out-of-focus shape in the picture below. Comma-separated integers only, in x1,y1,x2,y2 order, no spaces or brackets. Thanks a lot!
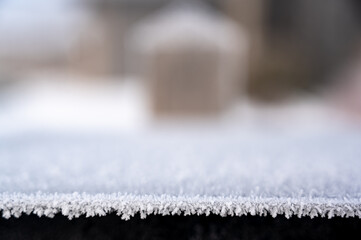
223,0,361,100
329,45,361,123
67,14,112,76
0,0,90,75
73,0,167,77
129,1,248,117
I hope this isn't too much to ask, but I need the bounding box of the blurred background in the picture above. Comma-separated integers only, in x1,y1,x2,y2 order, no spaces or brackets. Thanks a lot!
1,0,361,134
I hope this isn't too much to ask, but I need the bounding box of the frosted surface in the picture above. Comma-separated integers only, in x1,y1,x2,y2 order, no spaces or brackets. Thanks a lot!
1,128,361,219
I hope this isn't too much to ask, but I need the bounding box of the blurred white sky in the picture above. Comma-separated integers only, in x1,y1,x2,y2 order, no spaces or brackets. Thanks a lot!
0,0,90,59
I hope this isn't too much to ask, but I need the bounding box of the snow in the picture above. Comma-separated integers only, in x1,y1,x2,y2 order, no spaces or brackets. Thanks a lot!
1,77,360,220
129,1,247,53
1,193,360,220
1,128,361,219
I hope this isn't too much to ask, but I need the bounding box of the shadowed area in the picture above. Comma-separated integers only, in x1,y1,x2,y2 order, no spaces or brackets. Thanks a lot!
0,214,360,240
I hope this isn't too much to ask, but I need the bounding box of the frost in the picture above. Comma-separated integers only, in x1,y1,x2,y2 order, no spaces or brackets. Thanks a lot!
1,131,361,220
1,193,360,220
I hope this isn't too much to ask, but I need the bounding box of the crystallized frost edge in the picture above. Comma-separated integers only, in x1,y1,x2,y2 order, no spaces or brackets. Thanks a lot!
1,193,360,220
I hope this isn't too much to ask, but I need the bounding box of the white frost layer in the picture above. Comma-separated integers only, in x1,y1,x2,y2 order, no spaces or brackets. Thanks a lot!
1,129,361,219
1,193,360,220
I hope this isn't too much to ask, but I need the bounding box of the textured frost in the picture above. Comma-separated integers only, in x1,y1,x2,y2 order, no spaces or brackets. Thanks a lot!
1,193,360,220
1,129,361,219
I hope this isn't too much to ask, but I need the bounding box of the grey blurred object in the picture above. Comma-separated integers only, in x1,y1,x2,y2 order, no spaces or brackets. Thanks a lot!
328,45,361,121
129,1,248,116
0,72,16,91
85,0,168,76
222,0,361,100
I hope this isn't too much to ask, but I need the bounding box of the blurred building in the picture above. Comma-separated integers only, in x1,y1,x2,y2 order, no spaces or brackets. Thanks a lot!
128,2,248,116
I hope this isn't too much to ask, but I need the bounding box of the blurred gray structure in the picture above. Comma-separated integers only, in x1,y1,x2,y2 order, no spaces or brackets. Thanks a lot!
223,0,361,99
129,2,248,116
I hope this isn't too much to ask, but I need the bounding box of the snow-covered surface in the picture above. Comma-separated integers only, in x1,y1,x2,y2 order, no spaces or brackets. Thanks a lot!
0,76,150,135
1,128,361,219
1,77,361,219
129,1,247,53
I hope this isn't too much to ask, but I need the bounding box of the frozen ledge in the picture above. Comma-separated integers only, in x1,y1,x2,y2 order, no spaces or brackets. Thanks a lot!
1,193,360,220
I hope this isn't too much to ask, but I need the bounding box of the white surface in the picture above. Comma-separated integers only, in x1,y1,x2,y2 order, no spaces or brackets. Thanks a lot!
0,77,150,135
1,78,361,219
129,1,247,53
1,128,361,219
